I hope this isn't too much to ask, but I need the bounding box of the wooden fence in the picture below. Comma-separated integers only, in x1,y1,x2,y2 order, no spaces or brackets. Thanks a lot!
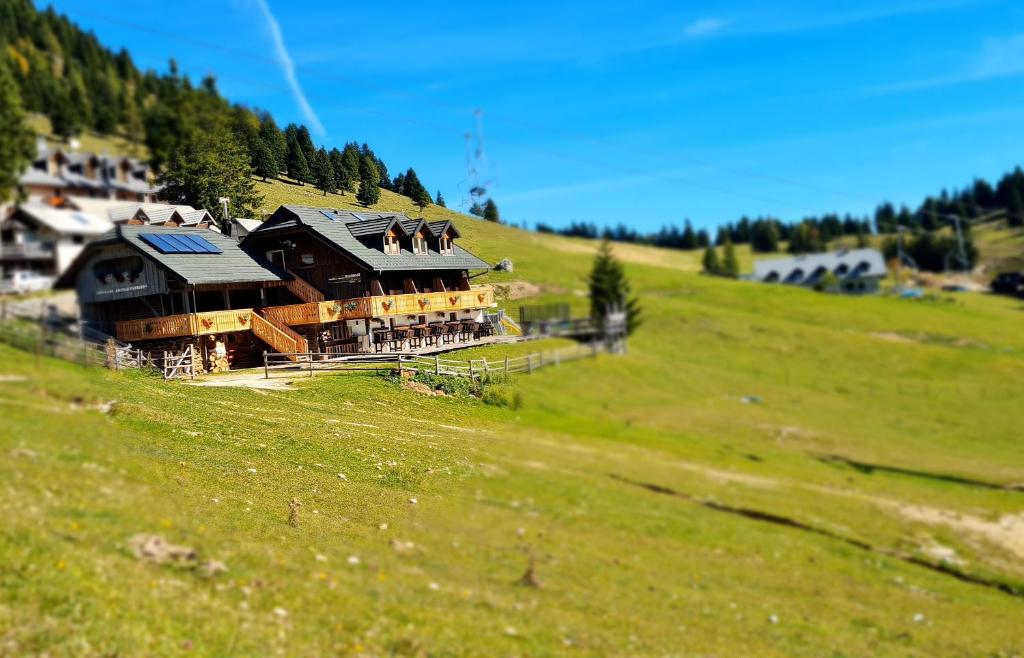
263,340,606,379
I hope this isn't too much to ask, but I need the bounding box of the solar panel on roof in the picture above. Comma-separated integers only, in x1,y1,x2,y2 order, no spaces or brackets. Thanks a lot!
139,232,223,254
320,210,341,222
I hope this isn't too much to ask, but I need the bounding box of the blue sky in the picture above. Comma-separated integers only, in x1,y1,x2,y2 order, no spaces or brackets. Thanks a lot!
42,0,1024,232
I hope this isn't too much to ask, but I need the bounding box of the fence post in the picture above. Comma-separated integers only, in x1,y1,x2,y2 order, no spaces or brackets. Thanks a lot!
189,344,196,380
527,354,534,374
469,360,475,379
483,357,489,375
504,354,509,375
263,351,269,379
435,354,440,375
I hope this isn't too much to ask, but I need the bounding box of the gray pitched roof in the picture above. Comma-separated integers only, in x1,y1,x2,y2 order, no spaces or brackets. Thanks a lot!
752,248,887,284
251,206,491,272
87,224,287,285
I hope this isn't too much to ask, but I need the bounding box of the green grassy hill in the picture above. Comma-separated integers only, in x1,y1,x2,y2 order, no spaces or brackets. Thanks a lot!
3,198,1024,655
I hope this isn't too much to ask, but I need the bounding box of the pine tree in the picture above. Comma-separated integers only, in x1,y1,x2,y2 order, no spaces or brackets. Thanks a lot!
312,147,336,195
469,201,484,217
403,168,431,209
340,143,360,190
483,199,500,223
435,190,446,207
681,220,697,249
258,112,286,177
721,237,740,278
392,172,406,196
1008,187,1024,228
253,139,277,181
356,155,380,206
0,58,35,200
285,132,312,184
295,125,316,170
701,246,720,275
587,240,641,336
328,148,349,194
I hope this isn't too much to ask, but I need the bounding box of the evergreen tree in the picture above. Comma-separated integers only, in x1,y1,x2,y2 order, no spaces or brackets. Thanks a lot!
252,139,277,181
721,237,740,278
587,240,641,336
469,201,484,217
391,172,406,196
158,124,263,220
48,84,83,139
1008,187,1024,228
435,190,446,207
328,148,349,194
356,154,380,206
701,246,720,275
285,131,312,184
402,168,431,209
340,143,361,190
0,59,35,200
483,198,500,223
696,229,710,248
258,112,286,177
681,220,697,249
295,125,316,169
312,147,336,195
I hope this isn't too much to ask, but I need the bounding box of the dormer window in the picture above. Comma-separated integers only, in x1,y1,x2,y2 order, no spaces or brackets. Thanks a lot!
384,231,400,255
439,236,453,255
413,231,428,255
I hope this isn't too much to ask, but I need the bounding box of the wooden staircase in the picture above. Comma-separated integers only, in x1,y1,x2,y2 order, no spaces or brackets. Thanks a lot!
285,270,325,303
250,310,309,361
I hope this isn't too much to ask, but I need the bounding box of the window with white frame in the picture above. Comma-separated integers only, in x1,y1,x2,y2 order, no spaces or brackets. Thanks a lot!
413,231,428,255
439,235,453,255
384,232,400,255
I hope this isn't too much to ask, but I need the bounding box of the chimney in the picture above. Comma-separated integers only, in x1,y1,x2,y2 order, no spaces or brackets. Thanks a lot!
218,197,231,237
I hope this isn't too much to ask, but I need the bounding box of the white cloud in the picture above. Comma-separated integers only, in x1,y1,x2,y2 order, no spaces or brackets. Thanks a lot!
682,18,727,40
251,0,325,135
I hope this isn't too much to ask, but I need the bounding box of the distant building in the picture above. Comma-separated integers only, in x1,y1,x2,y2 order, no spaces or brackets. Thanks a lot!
16,138,161,204
0,197,215,281
751,248,887,294
0,202,113,278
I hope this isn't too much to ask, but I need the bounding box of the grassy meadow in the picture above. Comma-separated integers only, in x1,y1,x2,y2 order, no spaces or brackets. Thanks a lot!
3,200,1024,656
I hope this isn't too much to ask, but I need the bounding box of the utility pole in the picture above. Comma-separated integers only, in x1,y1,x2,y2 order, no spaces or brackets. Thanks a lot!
218,197,231,237
941,213,969,274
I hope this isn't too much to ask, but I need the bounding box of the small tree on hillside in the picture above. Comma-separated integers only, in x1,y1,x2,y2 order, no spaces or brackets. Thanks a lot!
483,199,500,223
329,147,349,193
469,201,484,217
253,140,277,181
435,190,446,207
588,240,641,336
286,133,312,184
313,148,337,195
721,237,740,278
402,168,432,210
1008,187,1024,228
701,246,720,275
356,156,380,207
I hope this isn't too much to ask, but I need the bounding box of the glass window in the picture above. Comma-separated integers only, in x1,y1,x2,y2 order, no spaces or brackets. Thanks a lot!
384,234,400,255
413,234,428,255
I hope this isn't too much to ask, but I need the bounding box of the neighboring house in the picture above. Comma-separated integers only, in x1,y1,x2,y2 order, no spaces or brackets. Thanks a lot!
223,217,262,240
55,206,497,370
0,202,113,278
16,139,161,204
751,248,887,294
63,198,214,228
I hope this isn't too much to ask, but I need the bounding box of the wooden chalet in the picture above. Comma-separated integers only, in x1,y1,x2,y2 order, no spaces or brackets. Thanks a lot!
56,206,496,371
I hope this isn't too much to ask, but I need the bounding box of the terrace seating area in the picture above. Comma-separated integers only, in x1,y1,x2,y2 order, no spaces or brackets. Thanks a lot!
372,320,494,353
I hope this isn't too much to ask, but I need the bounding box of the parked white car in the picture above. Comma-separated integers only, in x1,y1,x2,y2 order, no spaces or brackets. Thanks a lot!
0,270,54,295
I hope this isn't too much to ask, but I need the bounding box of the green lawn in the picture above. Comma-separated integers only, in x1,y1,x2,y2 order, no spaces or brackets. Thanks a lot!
3,211,1024,655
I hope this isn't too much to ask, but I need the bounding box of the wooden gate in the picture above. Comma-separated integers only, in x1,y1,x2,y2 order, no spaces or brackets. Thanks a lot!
163,345,195,380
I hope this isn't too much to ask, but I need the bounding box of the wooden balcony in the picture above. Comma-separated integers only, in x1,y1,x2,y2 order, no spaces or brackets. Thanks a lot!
116,309,255,342
114,286,495,343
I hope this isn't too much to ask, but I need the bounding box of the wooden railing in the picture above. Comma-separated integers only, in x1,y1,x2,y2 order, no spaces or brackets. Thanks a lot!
250,312,306,360
285,270,325,303
115,285,496,342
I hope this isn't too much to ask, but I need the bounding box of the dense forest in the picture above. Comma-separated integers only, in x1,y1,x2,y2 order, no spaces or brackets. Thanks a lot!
0,0,459,218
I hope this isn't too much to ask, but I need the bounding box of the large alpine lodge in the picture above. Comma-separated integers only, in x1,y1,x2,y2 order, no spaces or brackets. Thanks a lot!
56,205,497,371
